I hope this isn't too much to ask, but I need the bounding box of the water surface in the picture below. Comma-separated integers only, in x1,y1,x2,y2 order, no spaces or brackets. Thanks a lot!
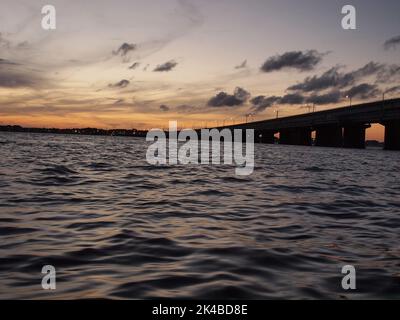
0,132,399,299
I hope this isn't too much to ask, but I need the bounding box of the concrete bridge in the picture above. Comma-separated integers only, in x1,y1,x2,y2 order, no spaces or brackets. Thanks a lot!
220,98,400,150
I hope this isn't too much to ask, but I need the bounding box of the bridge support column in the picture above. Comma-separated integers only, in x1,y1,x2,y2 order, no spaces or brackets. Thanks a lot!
343,123,370,149
279,127,312,146
242,129,254,143
232,129,252,143
315,125,343,147
255,129,275,144
384,120,400,150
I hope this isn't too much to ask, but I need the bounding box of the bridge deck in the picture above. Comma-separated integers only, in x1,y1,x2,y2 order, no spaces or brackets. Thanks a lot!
222,98,400,131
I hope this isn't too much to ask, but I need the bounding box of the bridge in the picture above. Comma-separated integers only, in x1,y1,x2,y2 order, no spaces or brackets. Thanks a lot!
219,98,400,150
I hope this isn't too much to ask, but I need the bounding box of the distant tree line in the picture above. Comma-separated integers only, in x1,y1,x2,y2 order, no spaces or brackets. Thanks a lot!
0,125,148,137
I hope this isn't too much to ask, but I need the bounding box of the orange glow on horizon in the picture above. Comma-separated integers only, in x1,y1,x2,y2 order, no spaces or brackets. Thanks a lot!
1,116,386,142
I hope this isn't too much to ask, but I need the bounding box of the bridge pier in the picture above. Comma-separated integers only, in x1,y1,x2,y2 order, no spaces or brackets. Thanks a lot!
384,120,400,150
343,123,370,149
233,129,254,143
255,129,275,144
279,127,312,146
315,125,343,147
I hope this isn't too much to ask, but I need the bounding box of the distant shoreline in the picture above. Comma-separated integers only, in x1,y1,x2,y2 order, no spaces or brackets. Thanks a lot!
0,125,384,147
0,125,148,137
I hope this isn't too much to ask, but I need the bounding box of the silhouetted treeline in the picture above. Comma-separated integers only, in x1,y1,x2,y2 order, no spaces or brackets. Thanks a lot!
0,125,148,137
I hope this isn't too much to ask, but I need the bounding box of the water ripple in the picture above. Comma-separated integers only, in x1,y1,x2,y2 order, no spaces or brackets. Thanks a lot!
0,132,399,299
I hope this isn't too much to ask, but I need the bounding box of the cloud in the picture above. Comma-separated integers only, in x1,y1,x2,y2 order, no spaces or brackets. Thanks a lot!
0,33,11,49
160,104,169,111
0,60,44,88
280,93,305,104
288,62,387,92
0,58,18,66
153,60,178,72
157,103,197,113
261,50,324,73
124,1,204,62
0,72,37,88
128,62,140,70
113,43,136,57
352,61,384,78
234,87,251,101
208,93,242,107
177,0,204,27
250,95,281,113
305,90,342,105
108,79,130,88
288,67,346,92
385,85,400,95
376,64,400,83
175,104,196,113
250,93,305,113
235,60,247,69
251,91,339,109
384,35,400,50
208,87,250,107
344,83,380,99
250,62,393,113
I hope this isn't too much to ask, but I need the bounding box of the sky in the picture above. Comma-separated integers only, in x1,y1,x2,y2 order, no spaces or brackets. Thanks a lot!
0,0,400,140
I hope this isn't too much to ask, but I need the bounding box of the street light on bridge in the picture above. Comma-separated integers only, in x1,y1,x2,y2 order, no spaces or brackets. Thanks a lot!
246,113,255,123
346,95,352,107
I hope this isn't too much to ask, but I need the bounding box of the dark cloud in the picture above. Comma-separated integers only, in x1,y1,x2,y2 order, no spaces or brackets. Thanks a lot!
344,83,380,99
251,82,383,113
250,62,390,112
376,64,400,83
113,43,136,56
208,87,250,107
280,93,305,104
288,67,345,92
234,87,251,101
208,93,242,107
352,61,384,78
235,60,247,69
153,60,178,72
288,62,387,93
0,58,18,66
175,104,196,113
385,85,400,95
250,93,305,113
261,50,324,73
128,62,140,70
0,60,44,88
160,104,169,111
250,95,281,113
108,79,130,88
384,35,400,50
305,90,342,105
0,72,37,88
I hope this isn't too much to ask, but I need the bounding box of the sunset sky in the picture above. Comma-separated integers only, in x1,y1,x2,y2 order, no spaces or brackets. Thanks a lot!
1,0,400,140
